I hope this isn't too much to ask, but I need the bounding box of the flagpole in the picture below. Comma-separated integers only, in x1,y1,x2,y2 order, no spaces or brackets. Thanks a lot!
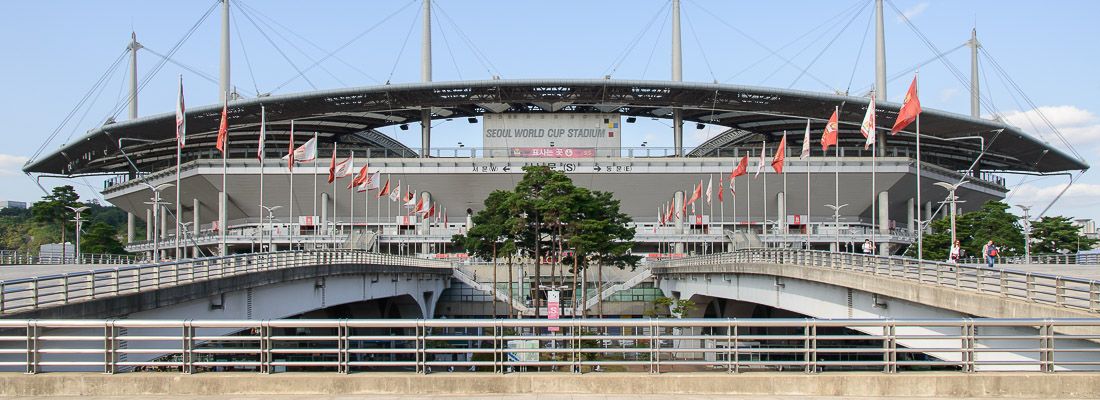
349,151,355,246
258,106,266,252
783,132,788,242
288,121,295,251
806,145,811,250
916,113,923,262
331,143,337,247
834,106,840,253
763,147,768,249
220,116,228,256
313,133,319,233
709,174,714,254
175,125,182,260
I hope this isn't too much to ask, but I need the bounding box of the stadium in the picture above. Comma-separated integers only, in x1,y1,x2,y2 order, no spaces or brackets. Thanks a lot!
20,0,1089,316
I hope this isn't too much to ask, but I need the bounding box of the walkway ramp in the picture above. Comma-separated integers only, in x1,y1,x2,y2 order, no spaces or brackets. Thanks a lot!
452,266,531,314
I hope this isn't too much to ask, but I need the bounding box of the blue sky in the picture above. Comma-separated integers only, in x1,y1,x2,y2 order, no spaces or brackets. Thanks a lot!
0,0,1097,221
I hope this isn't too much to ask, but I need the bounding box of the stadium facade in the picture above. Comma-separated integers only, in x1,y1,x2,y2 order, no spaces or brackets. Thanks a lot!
23,0,1087,270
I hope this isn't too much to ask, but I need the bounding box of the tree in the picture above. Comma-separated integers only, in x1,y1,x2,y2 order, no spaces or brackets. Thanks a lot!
452,190,516,318
80,221,125,254
1030,216,1099,254
644,296,696,318
921,200,1024,260
30,185,81,252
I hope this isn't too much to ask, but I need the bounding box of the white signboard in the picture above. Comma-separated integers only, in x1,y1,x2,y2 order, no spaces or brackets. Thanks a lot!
483,113,621,157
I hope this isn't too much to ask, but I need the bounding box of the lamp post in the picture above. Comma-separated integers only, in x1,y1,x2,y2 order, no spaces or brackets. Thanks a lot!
66,206,89,262
141,183,174,262
260,205,282,252
934,180,968,248
824,203,848,252
1016,204,1032,263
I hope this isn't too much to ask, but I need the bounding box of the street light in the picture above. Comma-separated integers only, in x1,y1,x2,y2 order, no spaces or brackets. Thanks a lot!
141,183,174,262
934,180,968,248
1016,204,1032,263
260,205,282,252
824,203,849,253
66,206,89,262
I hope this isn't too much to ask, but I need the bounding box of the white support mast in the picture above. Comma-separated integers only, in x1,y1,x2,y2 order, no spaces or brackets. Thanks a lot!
126,32,141,245
219,0,231,104
969,28,981,118
420,0,432,158
874,0,887,156
671,0,684,157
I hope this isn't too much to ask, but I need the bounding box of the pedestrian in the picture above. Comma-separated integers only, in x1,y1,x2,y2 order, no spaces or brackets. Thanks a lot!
862,239,874,255
982,240,997,268
949,240,962,264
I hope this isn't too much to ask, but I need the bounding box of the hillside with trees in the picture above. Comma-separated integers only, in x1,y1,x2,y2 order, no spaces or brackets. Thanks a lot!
2,185,134,254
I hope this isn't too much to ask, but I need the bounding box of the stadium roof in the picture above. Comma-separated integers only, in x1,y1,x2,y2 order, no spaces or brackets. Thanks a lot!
24,79,1088,176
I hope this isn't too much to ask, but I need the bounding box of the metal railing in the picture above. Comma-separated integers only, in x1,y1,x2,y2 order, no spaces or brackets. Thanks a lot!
653,249,1100,314
959,253,1099,265
0,250,139,266
0,250,452,315
1,318,1095,374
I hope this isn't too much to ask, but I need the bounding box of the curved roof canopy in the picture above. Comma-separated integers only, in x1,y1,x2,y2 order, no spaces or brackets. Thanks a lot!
25,79,1087,176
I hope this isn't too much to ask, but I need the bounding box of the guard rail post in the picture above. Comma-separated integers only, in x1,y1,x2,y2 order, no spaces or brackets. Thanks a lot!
260,321,272,374
337,320,348,374
104,320,117,374
1056,278,1066,306
1090,281,1099,312
31,279,39,309
963,319,976,373
999,271,1008,297
25,321,39,374
805,320,816,373
1026,274,1035,301
62,275,70,304
182,321,194,374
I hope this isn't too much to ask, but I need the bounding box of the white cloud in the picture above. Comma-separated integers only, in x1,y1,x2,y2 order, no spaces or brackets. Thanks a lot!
1008,182,1100,217
0,154,29,176
897,2,929,22
996,105,1100,146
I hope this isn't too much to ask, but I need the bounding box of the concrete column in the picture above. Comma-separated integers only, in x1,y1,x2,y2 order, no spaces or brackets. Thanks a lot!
160,205,169,260
321,192,329,236
218,191,228,256
127,213,136,243
924,201,933,233
906,198,915,233
219,0,231,103
878,191,889,255
969,28,980,118
419,0,432,158
193,198,201,258
776,192,786,235
146,209,153,241
674,191,685,254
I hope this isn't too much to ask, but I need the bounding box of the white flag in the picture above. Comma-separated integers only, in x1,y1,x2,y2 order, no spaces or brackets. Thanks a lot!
175,75,186,147
366,171,381,190
861,93,877,150
404,190,418,208
283,136,318,162
389,180,402,202
332,156,354,178
800,119,811,160
705,175,713,205
754,141,766,178
256,106,266,160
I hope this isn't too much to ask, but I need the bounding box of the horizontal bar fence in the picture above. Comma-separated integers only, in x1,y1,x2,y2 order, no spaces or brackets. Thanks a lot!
1,318,1098,374
654,249,1100,314
0,250,451,315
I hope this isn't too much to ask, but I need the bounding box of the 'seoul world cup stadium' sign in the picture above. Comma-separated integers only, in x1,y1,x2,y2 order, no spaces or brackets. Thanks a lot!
483,113,621,157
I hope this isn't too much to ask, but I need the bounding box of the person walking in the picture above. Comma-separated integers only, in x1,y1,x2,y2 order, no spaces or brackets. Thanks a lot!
949,240,962,264
982,240,997,268
862,239,875,255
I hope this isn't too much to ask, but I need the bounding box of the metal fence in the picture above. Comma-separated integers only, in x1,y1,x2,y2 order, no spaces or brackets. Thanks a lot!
0,250,139,266
0,318,1095,374
654,249,1100,314
0,250,451,315
959,253,1099,265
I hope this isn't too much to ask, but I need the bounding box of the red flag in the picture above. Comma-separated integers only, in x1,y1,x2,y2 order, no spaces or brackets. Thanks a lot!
821,109,839,151
287,122,296,172
175,76,186,148
890,75,922,134
327,147,337,183
729,156,748,179
348,164,369,189
718,176,724,203
771,133,787,174
412,196,425,215
215,95,228,154
425,203,436,218
377,178,391,198
687,180,702,205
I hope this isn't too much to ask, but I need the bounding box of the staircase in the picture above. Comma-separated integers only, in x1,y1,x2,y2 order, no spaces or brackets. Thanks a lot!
452,266,531,314
725,229,763,250
344,231,378,252
583,265,652,310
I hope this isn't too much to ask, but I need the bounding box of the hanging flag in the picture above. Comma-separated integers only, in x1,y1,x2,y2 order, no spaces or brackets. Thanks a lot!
821,109,839,151
425,203,436,218
860,93,877,150
256,106,266,161
389,180,402,202
729,181,736,197
718,176,724,203
799,119,811,160
705,176,713,205
687,180,702,206
771,132,787,174
730,156,748,179
331,155,353,181
404,190,417,208
348,164,369,189
754,141,766,178
325,147,334,183
215,95,228,154
666,201,674,221
443,208,448,226
175,76,186,147
286,122,296,171
284,137,318,163
890,74,922,134
659,205,665,225
366,171,381,190
377,177,391,197
356,181,369,192
411,194,425,213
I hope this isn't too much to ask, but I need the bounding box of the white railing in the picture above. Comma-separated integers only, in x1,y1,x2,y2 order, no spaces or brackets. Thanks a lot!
585,266,652,310
653,249,1100,314
0,250,139,266
452,265,531,313
0,317,1095,374
0,250,452,315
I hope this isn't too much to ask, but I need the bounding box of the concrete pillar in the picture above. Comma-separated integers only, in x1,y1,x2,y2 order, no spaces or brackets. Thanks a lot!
218,191,228,256
127,212,136,244
321,192,329,237
193,198,201,258
906,198,915,233
776,192,786,235
674,191,685,254
146,208,153,260
924,201,933,233
878,191,889,255
160,205,169,260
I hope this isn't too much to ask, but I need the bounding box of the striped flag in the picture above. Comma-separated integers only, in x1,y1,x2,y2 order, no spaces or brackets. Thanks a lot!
175,76,186,147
